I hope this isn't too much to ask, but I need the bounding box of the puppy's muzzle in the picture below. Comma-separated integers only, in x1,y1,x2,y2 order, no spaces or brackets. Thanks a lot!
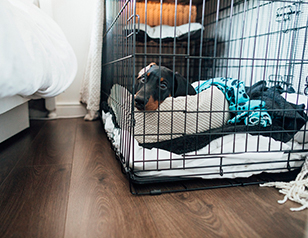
134,94,147,111
134,94,159,111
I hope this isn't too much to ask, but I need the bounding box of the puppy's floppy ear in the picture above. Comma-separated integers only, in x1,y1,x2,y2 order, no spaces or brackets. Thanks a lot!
137,62,157,78
174,72,196,96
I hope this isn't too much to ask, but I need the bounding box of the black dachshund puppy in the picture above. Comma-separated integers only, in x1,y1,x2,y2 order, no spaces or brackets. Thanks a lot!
135,63,196,111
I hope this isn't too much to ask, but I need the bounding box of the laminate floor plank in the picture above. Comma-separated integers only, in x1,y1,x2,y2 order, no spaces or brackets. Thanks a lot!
64,120,160,238
229,185,308,237
139,189,261,238
17,119,78,167
1,118,307,238
0,120,46,186
195,185,308,238
0,164,71,238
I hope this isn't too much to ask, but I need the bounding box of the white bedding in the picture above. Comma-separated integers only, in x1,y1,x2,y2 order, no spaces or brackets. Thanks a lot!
0,0,77,99
103,88,308,180
102,111,308,179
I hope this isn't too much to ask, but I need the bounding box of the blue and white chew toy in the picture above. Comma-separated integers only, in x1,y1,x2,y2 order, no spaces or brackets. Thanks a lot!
194,77,272,127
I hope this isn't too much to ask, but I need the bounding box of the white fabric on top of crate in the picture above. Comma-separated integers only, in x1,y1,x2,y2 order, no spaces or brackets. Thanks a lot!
135,23,203,42
102,111,307,179
139,23,203,39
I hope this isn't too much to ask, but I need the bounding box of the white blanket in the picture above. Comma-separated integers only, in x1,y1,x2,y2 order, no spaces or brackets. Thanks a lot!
102,111,308,179
103,86,308,179
0,0,77,99
138,23,203,40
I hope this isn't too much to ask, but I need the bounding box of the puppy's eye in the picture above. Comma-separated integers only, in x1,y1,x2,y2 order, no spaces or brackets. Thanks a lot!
160,81,168,90
139,77,146,83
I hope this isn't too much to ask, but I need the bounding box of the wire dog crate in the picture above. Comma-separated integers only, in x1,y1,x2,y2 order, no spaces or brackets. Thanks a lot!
101,0,308,194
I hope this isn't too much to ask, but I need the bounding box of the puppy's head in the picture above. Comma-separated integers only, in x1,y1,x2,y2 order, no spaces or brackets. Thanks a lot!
134,63,196,111
135,63,171,111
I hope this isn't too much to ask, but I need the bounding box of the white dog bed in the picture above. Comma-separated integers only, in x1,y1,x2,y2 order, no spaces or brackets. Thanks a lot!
108,84,230,143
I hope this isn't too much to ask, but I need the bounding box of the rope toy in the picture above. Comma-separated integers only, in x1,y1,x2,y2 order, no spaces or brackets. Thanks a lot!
260,155,308,211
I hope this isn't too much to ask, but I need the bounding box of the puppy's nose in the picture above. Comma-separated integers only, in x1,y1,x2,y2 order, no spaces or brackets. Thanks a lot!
135,96,146,110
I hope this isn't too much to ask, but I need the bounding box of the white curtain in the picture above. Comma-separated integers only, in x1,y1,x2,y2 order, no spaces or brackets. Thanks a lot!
80,0,104,120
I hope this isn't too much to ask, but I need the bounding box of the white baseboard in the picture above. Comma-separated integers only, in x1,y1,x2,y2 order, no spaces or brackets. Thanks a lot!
50,103,87,118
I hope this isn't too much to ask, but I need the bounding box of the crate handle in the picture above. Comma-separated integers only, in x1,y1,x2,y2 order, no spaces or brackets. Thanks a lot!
126,14,140,38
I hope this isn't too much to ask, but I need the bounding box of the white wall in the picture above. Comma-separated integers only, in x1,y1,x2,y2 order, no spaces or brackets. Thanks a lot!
45,0,97,117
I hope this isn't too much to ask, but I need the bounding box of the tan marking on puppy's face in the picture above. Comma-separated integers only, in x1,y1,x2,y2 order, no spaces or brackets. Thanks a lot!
144,95,159,111
137,62,157,78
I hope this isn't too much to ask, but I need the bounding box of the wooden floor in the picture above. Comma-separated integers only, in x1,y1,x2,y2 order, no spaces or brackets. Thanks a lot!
0,118,307,238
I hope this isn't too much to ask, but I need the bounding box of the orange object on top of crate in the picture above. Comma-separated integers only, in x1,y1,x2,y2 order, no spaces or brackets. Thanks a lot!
136,2,197,26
